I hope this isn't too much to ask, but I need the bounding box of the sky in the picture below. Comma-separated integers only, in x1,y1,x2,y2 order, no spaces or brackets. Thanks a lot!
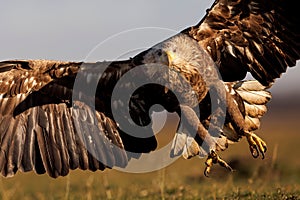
0,0,299,97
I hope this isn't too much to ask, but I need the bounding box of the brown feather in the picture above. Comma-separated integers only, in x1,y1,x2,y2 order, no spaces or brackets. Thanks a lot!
182,0,300,86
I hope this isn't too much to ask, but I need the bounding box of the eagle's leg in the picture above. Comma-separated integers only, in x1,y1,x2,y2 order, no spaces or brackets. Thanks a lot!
226,92,267,158
179,105,233,176
204,150,233,177
245,131,267,159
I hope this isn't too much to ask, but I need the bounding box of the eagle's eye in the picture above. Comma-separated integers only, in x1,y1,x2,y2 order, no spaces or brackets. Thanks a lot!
157,50,162,56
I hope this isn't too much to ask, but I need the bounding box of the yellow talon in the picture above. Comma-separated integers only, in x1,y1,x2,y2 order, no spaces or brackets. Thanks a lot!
245,132,267,159
204,151,233,177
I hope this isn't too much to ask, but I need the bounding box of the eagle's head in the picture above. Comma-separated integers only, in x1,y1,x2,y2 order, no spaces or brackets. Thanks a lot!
133,34,220,104
134,34,207,69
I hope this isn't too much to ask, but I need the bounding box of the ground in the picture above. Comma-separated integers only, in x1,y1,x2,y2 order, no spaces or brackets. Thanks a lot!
0,96,299,200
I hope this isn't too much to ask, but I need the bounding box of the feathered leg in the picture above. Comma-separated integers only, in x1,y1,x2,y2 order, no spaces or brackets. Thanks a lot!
178,105,233,176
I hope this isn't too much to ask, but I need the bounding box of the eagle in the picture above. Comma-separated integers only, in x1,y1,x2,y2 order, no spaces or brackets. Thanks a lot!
0,0,299,178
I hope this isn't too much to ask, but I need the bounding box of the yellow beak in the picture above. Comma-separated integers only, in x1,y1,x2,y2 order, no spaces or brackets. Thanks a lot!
165,50,175,66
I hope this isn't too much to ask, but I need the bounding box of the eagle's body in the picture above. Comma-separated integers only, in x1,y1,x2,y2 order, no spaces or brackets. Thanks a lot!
0,0,299,178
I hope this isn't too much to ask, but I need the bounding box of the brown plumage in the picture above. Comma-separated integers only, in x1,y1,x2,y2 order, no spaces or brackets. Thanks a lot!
0,60,130,177
0,0,299,178
182,0,300,86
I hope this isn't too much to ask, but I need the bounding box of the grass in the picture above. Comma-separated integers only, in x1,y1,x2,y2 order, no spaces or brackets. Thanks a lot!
0,100,300,199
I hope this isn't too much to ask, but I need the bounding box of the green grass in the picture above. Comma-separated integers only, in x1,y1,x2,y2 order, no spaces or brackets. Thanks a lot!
1,102,300,199
1,154,300,200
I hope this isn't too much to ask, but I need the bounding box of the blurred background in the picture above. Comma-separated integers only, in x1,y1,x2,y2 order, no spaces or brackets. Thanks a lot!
0,0,299,199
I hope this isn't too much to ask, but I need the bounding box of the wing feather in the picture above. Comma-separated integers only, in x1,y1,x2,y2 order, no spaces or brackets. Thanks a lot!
20,113,36,172
0,60,134,177
6,116,25,177
182,0,300,85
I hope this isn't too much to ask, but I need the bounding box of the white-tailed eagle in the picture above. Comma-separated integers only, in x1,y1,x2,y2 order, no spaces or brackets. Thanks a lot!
0,0,299,178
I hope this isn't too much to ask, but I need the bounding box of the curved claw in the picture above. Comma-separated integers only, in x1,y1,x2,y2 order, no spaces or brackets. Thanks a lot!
249,145,259,158
204,154,213,177
204,151,233,177
246,132,267,159
204,165,211,177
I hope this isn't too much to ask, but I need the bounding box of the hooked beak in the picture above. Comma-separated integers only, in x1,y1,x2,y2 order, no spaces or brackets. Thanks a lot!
165,50,175,67
163,50,176,94
158,50,175,67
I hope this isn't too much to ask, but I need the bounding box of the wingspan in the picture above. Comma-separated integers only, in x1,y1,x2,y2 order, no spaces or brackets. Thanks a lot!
1,0,299,178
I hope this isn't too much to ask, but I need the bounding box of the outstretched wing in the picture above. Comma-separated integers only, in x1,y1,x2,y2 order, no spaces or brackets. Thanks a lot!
0,57,190,177
182,0,300,86
1,0,299,178
0,60,146,178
